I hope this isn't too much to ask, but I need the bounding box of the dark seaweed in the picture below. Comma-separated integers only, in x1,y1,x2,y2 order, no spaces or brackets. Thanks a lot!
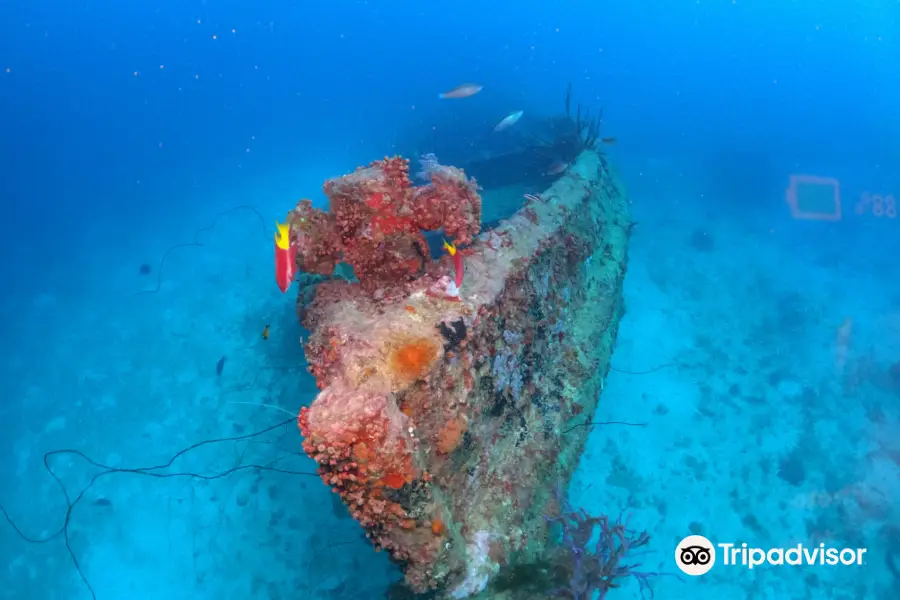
546,505,663,599
490,500,676,599
437,319,467,351
488,390,507,417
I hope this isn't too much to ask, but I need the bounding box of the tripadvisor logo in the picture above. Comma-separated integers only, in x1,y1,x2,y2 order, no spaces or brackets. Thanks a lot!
675,536,867,575
675,535,716,576
719,542,867,569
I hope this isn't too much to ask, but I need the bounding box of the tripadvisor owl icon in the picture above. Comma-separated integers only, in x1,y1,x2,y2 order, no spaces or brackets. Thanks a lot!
676,535,716,576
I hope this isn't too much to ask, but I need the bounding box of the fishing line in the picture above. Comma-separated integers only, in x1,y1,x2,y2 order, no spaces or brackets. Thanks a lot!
562,420,648,435
134,205,270,296
0,355,674,597
558,361,678,434
0,416,319,600
220,352,309,395
2,202,305,596
610,362,678,375
227,401,297,418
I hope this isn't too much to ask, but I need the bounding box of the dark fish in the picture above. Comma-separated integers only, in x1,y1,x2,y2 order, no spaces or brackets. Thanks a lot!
93,498,112,507
216,355,226,376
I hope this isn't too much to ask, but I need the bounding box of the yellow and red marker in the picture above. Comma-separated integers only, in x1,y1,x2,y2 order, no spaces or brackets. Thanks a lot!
274,220,296,293
443,239,464,288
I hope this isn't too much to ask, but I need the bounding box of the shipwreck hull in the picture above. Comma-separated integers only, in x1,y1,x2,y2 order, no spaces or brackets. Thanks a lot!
297,150,631,598
456,148,555,190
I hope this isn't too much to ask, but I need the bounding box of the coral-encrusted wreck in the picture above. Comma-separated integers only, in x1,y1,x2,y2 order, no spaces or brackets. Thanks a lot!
290,151,631,598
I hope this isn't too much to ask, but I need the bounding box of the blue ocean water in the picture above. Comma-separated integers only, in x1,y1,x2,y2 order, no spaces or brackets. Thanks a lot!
1,0,898,598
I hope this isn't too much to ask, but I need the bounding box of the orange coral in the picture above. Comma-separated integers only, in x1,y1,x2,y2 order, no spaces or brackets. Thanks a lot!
389,336,440,383
431,518,446,536
381,472,407,489
352,441,373,462
437,416,468,454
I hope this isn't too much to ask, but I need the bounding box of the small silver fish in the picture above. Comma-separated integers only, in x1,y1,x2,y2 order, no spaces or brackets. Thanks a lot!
493,110,523,132
438,83,483,99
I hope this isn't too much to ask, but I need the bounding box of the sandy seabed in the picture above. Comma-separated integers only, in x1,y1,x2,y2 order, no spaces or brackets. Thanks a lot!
1,160,897,600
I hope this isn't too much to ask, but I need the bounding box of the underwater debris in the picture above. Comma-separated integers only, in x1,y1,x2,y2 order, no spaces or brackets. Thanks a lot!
440,84,613,193
293,150,632,597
